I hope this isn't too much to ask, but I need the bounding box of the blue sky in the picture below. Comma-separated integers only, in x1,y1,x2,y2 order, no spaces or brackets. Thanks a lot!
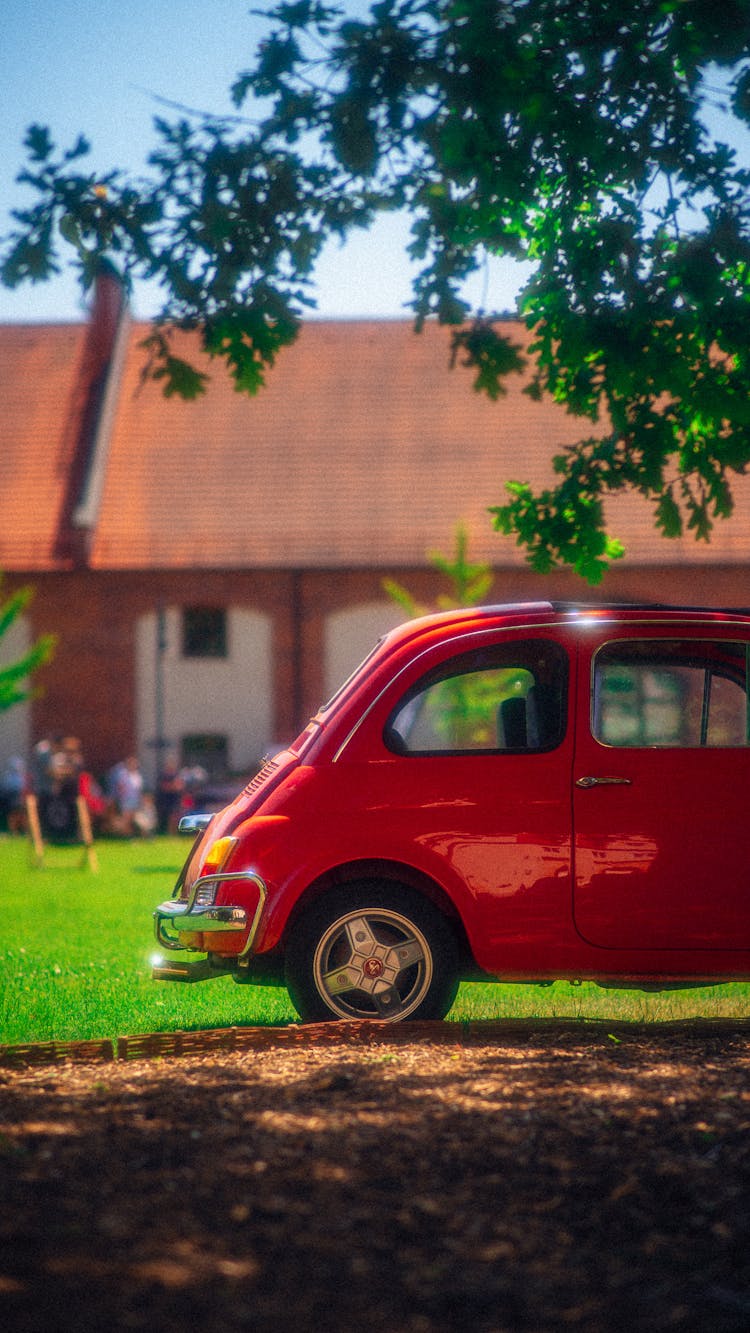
1,0,529,323
1,0,746,325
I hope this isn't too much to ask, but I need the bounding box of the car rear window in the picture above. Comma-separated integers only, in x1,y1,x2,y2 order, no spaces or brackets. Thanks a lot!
385,639,568,755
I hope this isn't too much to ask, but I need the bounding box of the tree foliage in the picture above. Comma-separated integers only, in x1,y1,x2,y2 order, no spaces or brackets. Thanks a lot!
0,579,56,712
2,1,750,581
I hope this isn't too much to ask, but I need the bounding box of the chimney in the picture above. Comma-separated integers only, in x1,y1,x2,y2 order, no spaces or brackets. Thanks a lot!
86,261,126,364
54,262,129,566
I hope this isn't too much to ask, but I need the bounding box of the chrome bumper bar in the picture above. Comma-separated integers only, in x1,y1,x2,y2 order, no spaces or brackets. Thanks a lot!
154,899,248,937
153,870,267,962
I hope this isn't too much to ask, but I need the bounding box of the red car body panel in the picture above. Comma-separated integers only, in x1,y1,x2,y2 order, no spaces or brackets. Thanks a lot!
153,603,750,994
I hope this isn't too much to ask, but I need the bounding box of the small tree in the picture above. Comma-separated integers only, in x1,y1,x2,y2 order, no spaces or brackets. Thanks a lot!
384,526,526,748
383,523,494,619
0,578,56,713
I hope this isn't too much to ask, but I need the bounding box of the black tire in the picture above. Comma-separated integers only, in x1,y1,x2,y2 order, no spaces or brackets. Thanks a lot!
284,881,460,1023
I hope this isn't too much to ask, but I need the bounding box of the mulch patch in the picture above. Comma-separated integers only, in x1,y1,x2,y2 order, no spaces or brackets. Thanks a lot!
1,1020,750,1331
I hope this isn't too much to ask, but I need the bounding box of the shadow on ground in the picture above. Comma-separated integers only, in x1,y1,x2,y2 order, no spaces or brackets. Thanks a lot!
1,1024,750,1331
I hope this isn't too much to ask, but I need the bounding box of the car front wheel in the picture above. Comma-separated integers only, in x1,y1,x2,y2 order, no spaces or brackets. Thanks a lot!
284,882,460,1023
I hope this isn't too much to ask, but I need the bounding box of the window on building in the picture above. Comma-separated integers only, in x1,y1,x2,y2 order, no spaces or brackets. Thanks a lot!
181,733,229,779
182,607,227,658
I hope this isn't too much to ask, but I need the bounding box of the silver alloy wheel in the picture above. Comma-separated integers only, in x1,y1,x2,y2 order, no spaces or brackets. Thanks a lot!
312,907,434,1021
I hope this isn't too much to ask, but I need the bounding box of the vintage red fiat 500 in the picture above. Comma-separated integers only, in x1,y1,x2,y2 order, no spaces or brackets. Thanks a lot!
153,602,750,1022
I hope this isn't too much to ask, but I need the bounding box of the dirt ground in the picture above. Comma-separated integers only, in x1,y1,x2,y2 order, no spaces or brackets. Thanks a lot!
2,1020,750,1332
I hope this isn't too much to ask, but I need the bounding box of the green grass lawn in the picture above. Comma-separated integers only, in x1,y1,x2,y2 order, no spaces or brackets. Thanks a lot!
2,833,750,1045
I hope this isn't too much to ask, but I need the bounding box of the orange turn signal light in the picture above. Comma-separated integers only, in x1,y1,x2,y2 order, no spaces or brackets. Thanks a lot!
201,836,237,876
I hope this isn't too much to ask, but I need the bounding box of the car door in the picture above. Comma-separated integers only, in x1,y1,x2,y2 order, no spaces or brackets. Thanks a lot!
573,625,750,951
373,630,575,966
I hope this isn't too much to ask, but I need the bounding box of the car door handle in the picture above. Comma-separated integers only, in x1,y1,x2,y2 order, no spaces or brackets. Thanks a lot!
575,775,632,789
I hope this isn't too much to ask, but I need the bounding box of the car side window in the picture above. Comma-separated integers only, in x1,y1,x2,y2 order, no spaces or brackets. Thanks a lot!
385,640,568,755
593,639,750,747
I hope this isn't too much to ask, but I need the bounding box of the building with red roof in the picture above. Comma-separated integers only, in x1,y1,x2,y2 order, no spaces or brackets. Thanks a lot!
1,270,749,781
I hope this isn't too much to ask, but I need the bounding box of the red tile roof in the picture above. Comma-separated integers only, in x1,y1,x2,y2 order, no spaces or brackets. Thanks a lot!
2,315,749,572
0,323,88,570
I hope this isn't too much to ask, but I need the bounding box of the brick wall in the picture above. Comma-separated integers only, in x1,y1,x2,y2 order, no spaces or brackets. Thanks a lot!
6,562,750,781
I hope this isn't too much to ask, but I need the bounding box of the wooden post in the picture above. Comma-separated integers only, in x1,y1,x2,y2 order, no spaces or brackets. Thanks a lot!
76,796,100,873
25,794,46,868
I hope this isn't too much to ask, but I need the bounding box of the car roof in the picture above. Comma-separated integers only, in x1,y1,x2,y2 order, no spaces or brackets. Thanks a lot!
313,600,750,755
378,600,750,652
375,605,750,661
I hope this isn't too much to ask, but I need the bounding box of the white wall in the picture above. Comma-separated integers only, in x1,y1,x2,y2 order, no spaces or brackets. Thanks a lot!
324,601,406,701
136,607,273,784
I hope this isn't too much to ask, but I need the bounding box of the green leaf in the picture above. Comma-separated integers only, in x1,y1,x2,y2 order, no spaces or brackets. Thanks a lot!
24,124,54,162
0,578,55,712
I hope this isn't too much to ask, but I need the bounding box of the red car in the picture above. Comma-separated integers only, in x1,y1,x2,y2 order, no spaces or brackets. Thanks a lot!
153,602,750,1022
